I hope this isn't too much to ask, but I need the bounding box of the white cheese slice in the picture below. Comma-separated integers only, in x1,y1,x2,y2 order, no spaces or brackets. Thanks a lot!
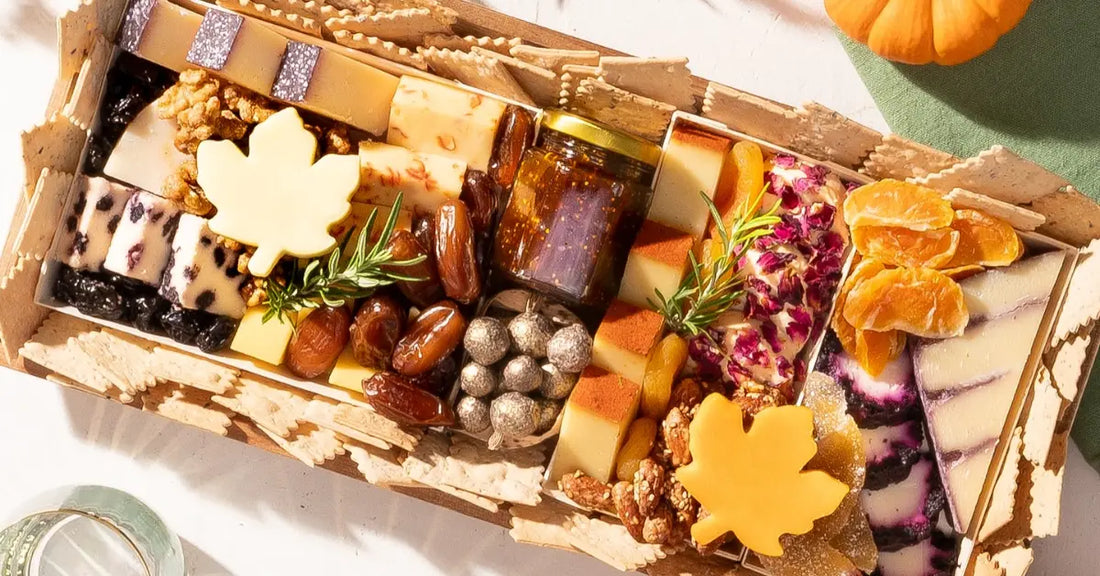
160,213,247,319
103,190,181,284
103,101,190,195
943,450,995,533
52,176,131,271
959,250,1062,320
927,370,1021,454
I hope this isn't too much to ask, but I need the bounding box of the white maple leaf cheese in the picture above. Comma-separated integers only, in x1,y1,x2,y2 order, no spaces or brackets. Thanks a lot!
196,108,360,277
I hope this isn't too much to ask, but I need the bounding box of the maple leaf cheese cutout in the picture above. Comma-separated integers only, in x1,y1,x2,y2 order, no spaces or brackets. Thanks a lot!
675,395,848,557
196,108,360,277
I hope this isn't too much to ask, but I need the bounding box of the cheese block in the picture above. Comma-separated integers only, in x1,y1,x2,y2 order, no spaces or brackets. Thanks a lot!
912,252,1063,533
272,41,399,137
186,8,286,95
103,190,181,285
103,101,190,197
590,299,664,387
648,127,731,238
52,177,131,271
118,0,203,72
329,202,413,247
617,219,694,309
548,365,642,483
356,142,466,214
388,75,507,173
159,213,248,319
875,532,957,576
328,346,378,393
860,455,945,551
230,306,311,366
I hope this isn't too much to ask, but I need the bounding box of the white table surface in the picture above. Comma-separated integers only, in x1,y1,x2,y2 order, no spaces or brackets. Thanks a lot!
0,1,1096,574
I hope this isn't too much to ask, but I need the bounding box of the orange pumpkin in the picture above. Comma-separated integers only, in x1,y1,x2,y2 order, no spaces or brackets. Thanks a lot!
825,0,1033,65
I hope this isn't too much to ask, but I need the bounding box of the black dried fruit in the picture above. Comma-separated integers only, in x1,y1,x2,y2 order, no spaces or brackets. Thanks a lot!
160,306,205,345
131,295,168,334
72,276,124,321
53,265,83,305
196,316,238,353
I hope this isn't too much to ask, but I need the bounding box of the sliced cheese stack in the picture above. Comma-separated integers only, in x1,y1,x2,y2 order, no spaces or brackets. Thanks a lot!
356,142,466,215
104,190,182,285
118,0,203,72
160,213,248,319
103,101,191,196
52,177,132,271
549,126,731,484
913,251,1065,533
185,8,287,95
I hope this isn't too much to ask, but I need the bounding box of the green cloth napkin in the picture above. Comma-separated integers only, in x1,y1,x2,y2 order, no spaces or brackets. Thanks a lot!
839,1,1100,471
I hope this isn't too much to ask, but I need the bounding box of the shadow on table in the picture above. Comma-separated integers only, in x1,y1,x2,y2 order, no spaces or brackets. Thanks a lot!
59,389,618,576
0,0,56,46
890,0,1100,144
180,536,232,576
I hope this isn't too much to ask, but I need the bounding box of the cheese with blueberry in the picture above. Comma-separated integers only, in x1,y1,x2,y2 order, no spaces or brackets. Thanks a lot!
53,176,132,271
104,190,181,284
160,213,248,319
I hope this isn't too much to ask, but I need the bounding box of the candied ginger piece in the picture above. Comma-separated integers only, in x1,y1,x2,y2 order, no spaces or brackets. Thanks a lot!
830,504,878,573
802,373,865,539
843,267,968,339
843,179,954,231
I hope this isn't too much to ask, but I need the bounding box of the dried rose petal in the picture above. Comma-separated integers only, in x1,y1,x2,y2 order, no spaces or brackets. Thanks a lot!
757,250,797,274
760,320,783,353
806,202,837,230
774,154,797,168
776,272,805,305
804,165,828,185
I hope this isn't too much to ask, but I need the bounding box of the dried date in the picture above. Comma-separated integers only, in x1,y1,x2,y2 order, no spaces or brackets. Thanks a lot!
460,170,498,235
350,295,406,369
362,371,456,427
286,306,351,378
434,200,482,304
385,229,444,307
391,300,467,376
412,215,436,257
489,105,534,190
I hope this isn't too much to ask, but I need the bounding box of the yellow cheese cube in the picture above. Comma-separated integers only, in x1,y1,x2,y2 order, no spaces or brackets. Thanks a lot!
590,300,664,387
230,306,310,366
618,219,694,309
388,76,506,173
648,127,731,238
126,1,203,72
356,142,466,215
328,346,378,394
549,366,642,483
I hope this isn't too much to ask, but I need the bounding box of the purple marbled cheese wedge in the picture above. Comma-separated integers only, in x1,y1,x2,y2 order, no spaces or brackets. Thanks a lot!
159,213,247,319
861,455,946,552
52,176,131,271
863,420,924,490
874,530,957,576
104,190,181,285
829,348,918,427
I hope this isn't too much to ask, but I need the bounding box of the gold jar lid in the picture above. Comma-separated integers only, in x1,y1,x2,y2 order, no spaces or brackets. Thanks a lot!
540,109,662,167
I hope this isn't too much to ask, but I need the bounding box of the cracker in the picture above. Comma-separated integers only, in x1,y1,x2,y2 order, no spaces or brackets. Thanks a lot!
213,375,308,439
330,31,427,69
46,372,129,403
1021,368,1064,466
438,436,545,505
944,188,1046,231
567,513,669,572
260,423,344,467
571,78,676,143
918,145,1070,205
216,0,322,38
1027,186,1100,247
791,102,883,169
344,441,417,487
326,7,455,44
1028,463,1064,538
63,36,113,131
57,0,102,85
421,48,533,105
703,82,801,148
304,397,419,451
980,426,1023,541
862,134,961,181
15,170,73,259
470,47,559,107
20,114,87,201
401,432,501,512
597,56,695,112
558,64,601,107
1052,239,1100,343
510,45,600,74
424,34,521,56
143,383,235,436
74,329,157,397
508,501,578,551
0,256,51,364
20,311,113,394
148,346,238,394
1048,331,1091,401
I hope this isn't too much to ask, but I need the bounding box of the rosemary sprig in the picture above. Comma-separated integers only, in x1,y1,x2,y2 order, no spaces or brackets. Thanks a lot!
649,185,781,337
262,193,425,325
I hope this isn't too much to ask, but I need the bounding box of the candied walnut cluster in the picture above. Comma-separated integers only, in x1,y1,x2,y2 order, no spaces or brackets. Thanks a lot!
155,69,277,155
162,158,213,216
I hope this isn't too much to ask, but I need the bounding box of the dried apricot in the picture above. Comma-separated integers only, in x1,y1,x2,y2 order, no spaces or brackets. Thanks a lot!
830,258,886,355
851,226,960,269
715,141,765,234
641,333,688,419
843,179,954,231
843,267,968,338
615,418,658,482
944,209,1021,268
853,329,906,377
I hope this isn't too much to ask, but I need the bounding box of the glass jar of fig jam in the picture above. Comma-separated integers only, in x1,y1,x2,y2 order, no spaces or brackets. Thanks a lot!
493,110,661,310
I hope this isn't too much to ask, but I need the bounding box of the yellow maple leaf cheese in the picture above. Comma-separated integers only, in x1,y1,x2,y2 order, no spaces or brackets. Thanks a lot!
675,395,849,557
196,108,360,277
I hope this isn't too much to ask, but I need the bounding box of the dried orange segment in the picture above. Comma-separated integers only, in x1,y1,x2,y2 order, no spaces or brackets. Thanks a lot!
945,209,1022,268
831,258,887,355
843,179,954,231
851,226,960,269
940,264,984,280
843,267,968,339
854,329,907,377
